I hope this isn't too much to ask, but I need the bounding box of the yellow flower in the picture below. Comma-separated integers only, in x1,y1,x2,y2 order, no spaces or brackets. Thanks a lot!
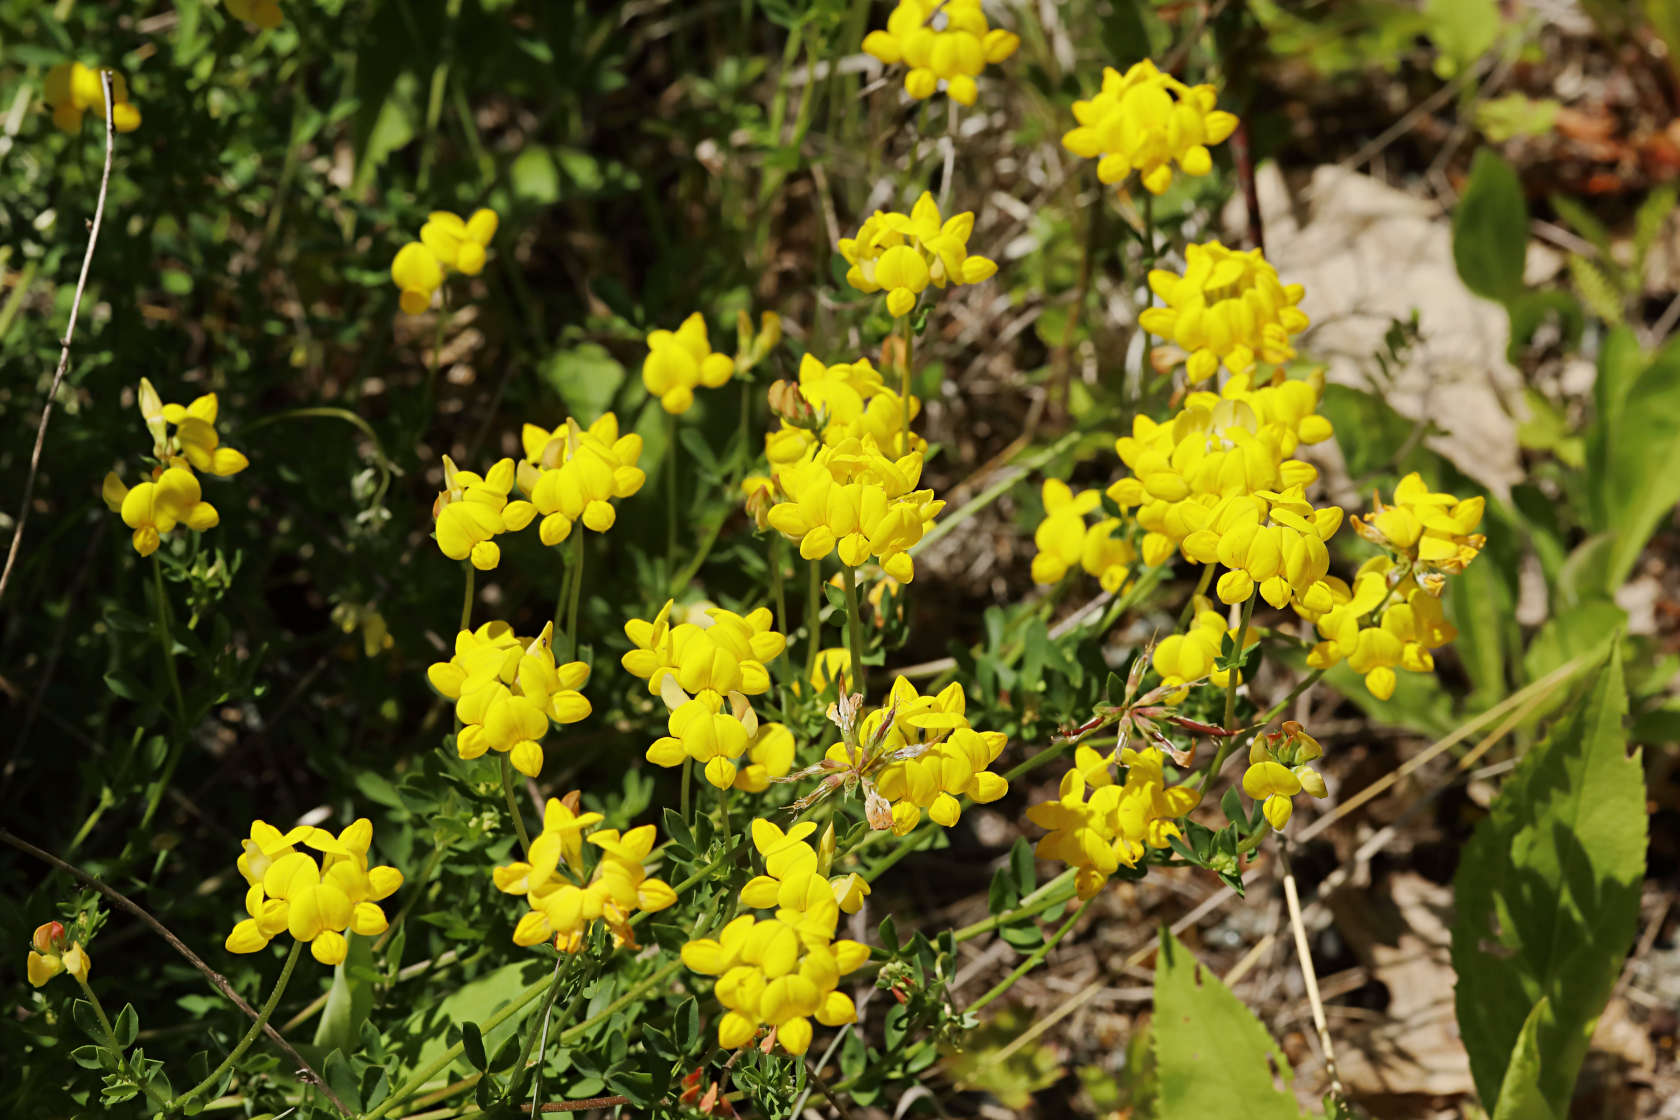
392,209,498,314
516,415,646,545
44,62,140,133
766,439,944,583
128,380,249,477
431,456,532,570
1301,558,1458,700
828,677,1008,834
643,313,735,415
1062,60,1236,195
225,818,402,966
226,0,283,29
680,899,868,1056
1031,478,1102,585
861,0,1019,106
1080,518,1136,593
1242,721,1327,829
621,599,787,698
1177,486,1343,610
1026,747,1200,898
764,354,923,465
1139,242,1310,384
497,814,676,953
420,209,497,275
1354,472,1486,575
26,922,89,988
738,819,869,914
427,621,591,777
732,722,797,793
102,466,219,557
1151,597,1259,694
647,690,755,789
838,191,997,318
391,242,444,315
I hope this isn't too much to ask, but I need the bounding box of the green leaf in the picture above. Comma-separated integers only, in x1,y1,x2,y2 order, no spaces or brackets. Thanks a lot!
113,1003,138,1049
1451,647,1644,1112
1521,598,1624,692
314,931,375,1055
1153,929,1304,1120
1567,254,1624,323
323,1049,365,1113
539,343,626,422
1452,149,1529,303
1490,1000,1560,1120
1425,0,1501,75
1596,337,1680,587
461,1022,488,1072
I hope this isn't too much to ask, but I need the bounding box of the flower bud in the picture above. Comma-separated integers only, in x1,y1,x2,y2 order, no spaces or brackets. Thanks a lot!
767,380,816,427
62,943,91,982
31,921,66,955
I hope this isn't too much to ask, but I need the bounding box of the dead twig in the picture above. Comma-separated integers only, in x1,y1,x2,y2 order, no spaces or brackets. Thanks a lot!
0,70,118,605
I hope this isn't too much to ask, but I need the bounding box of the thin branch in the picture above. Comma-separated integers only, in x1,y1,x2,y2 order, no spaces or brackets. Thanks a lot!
1280,843,1346,1101
0,827,348,1115
0,70,118,604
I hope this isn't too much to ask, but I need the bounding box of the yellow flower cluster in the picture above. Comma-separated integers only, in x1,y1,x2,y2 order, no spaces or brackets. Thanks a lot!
1062,60,1236,195
426,621,592,777
103,379,249,557
225,818,402,966
1027,747,1201,899
740,819,871,916
642,313,735,415
763,354,924,467
1139,242,1311,385
516,415,647,546
1030,479,1135,593
767,439,943,583
1107,371,1338,592
27,922,90,989
682,820,870,1056
839,192,998,318
1354,472,1486,577
391,208,498,315
1242,721,1326,830
861,0,1020,106
1150,596,1259,694
624,600,790,789
1296,474,1484,699
44,61,140,133
495,802,677,953
827,677,1008,834
431,456,530,571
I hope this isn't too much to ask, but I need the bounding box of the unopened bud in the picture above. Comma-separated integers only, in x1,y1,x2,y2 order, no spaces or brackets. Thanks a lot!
742,476,775,531
816,823,836,875
767,380,815,426
31,921,66,955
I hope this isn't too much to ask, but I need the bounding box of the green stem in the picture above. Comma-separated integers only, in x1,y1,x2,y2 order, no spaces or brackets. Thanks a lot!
1251,669,1325,732
151,555,187,724
953,868,1078,943
679,759,693,827
416,0,465,191
804,558,822,685
555,959,682,1046
912,426,1089,556
512,956,569,1097
771,537,788,638
1201,594,1257,793
242,407,396,511
173,940,302,1111
460,564,475,631
968,897,1092,1014
363,965,555,1120
500,755,532,852
564,531,585,662
840,565,867,698
1180,562,1216,627
664,411,678,577
74,976,170,1109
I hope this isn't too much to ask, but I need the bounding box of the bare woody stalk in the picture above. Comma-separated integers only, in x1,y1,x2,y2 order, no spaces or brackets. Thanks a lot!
0,70,118,605
0,827,348,1116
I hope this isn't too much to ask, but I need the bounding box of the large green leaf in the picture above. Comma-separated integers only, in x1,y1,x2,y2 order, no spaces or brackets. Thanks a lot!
313,932,376,1055
1153,930,1306,1120
1452,150,1528,304
1585,327,1645,530
1597,338,1680,588
1490,1000,1559,1120
1451,647,1644,1112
